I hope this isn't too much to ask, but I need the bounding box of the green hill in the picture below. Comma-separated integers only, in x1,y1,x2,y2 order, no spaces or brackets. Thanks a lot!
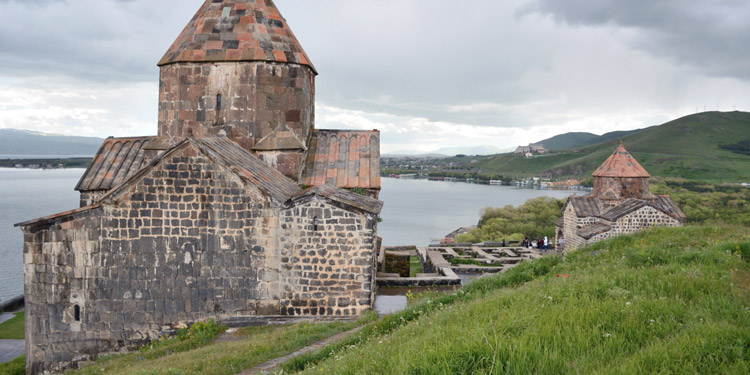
538,129,642,151
472,111,750,182
0,129,104,157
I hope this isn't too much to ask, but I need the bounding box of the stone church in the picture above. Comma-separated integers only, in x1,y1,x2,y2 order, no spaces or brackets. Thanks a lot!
16,1,382,373
556,142,685,251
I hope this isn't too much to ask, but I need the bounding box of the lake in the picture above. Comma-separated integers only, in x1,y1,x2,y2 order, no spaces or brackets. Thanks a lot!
0,172,578,304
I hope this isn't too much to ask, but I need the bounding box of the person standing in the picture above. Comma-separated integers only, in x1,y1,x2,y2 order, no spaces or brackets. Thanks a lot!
544,236,548,252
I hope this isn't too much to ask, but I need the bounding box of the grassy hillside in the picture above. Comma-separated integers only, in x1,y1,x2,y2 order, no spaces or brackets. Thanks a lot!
471,111,750,182
536,132,600,151
46,225,750,375
0,129,104,156
538,129,641,151
287,225,750,374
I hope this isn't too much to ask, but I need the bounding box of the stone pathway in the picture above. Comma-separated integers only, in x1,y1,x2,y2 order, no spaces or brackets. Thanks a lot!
236,326,364,375
0,340,24,363
0,312,16,325
0,309,25,363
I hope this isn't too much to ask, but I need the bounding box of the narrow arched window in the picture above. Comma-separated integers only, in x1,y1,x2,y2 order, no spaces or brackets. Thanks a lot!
313,216,319,231
74,304,81,322
216,94,222,110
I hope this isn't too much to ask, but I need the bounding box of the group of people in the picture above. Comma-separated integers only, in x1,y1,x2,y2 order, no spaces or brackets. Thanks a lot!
521,236,551,252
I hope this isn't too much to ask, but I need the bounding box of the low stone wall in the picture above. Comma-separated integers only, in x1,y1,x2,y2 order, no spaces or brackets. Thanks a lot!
384,252,412,277
375,266,460,287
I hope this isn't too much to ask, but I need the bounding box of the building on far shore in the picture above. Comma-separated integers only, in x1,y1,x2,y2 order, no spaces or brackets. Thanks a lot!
514,143,548,156
555,142,685,251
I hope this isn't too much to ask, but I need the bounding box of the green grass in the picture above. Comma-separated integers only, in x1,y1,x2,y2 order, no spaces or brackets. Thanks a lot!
449,258,503,267
69,313,376,375
284,225,750,374
0,356,25,375
0,311,24,340
409,256,421,277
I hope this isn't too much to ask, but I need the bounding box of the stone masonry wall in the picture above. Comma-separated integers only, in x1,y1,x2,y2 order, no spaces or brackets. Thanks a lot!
279,198,378,317
158,62,315,157
23,211,102,375
611,206,681,235
593,177,649,200
562,204,586,251
23,144,379,373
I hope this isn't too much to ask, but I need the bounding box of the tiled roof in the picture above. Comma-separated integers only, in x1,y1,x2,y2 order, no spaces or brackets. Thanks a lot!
593,142,650,178
303,130,381,190
567,196,604,217
291,184,383,214
158,0,316,73
194,137,302,202
75,137,156,192
577,223,612,240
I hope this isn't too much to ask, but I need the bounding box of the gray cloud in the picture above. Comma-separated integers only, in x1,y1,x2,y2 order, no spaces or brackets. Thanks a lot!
1,0,748,147
520,0,750,81
0,0,201,82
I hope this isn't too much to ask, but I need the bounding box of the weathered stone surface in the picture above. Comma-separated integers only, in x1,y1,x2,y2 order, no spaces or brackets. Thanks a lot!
158,62,314,180
20,143,380,373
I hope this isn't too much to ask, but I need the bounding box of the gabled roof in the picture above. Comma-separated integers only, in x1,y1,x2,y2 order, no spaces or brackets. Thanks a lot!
75,136,156,192
158,0,316,73
593,142,650,178
303,130,381,190
650,195,687,221
290,184,383,214
566,196,604,218
599,199,648,221
252,123,307,151
193,137,302,202
576,223,612,240
98,137,302,204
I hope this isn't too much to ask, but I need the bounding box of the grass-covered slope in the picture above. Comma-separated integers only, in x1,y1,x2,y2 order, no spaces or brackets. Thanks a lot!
291,225,750,374
471,111,750,182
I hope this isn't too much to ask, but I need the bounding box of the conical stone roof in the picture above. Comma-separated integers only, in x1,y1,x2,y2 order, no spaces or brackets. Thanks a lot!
592,142,650,178
158,0,316,73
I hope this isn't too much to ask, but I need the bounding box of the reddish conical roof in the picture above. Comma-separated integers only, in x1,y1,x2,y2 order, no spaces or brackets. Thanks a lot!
158,0,316,73
592,142,650,178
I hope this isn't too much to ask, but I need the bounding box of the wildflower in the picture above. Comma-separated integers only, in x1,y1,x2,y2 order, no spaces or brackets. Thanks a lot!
603,333,612,338
626,302,632,306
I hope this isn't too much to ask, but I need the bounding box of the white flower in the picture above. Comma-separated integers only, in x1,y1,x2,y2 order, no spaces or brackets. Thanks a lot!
625,302,632,306
603,333,612,338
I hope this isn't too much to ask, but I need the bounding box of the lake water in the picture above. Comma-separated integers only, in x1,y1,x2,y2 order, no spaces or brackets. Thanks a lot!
0,172,578,304
0,168,85,304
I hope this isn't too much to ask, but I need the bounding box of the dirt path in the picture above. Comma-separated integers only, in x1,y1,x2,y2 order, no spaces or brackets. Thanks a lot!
236,326,364,375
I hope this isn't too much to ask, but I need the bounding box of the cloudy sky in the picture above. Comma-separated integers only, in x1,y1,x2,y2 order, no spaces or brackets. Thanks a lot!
1,0,748,153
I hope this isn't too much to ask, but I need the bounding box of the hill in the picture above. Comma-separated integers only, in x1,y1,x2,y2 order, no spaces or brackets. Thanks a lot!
45,225,749,375
536,129,643,151
0,129,105,157
469,111,750,182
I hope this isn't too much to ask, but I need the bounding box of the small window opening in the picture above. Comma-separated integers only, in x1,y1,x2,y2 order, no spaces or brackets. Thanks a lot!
74,304,81,322
216,94,222,110
313,216,319,231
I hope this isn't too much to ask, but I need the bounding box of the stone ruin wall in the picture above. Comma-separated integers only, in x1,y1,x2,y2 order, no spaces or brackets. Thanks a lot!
157,62,315,156
22,146,378,373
